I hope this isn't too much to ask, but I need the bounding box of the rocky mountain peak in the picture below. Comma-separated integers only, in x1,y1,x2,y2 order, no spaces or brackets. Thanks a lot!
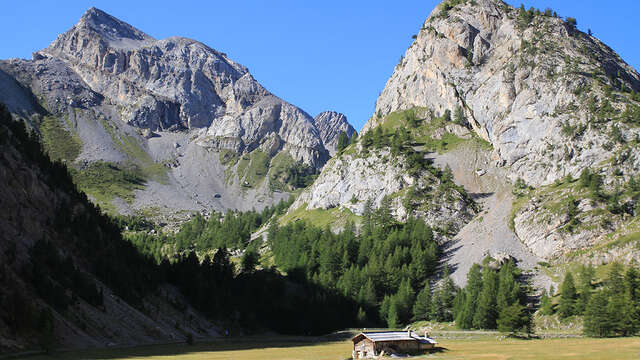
313,111,355,156
364,0,640,186
74,7,155,49
0,6,353,220
29,8,333,168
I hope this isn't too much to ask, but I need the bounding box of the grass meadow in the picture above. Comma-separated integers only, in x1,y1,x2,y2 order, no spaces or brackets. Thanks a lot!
23,335,640,360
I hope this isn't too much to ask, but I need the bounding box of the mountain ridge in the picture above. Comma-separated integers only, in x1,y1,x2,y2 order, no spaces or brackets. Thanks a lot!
288,0,640,285
0,7,353,222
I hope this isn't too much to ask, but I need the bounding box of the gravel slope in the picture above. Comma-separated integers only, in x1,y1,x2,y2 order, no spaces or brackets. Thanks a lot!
430,143,545,287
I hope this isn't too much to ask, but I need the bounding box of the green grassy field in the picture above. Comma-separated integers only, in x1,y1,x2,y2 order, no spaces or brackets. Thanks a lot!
24,336,640,360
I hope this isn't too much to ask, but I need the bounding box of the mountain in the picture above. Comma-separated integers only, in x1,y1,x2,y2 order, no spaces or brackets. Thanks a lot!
0,106,221,352
0,7,351,223
289,0,640,285
313,111,356,156
0,105,358,352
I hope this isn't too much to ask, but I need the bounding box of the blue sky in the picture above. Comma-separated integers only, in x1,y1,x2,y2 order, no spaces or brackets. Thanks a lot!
1,1,638,131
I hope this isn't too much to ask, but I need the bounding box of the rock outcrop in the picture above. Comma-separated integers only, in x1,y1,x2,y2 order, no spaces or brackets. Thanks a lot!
38,7,328,167
313,111,355,156
0,7,352,219
366,0,640,187
291,0,640,283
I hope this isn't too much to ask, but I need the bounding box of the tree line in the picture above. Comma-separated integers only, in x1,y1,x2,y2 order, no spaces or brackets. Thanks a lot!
124,199,292,262
268,215,440,327
542,263,640,337
0,104,357,343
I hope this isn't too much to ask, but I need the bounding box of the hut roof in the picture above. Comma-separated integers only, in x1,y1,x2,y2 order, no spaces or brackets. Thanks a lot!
351,331,437,344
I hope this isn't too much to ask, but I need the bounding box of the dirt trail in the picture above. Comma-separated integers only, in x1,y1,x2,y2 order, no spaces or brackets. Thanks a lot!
429,144,542,286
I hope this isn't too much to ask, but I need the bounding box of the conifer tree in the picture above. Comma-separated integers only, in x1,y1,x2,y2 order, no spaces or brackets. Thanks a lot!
473,266,498,329
623,267,640,334
240,248,259,273
394,278,416,325
380,295,391,323
387,297,400,328
558,272,577,318
359,279,377,308
497,302,529,334
362,199,375,234
373,126,384,147
438,265,456,321
540,289,554,315
413,283,432,321
456,264,482,329
349,131,358,144
584,291,613,337
607,262,625,294
375,195,394,228
454,106,465,125
336,131,349,153
497,261,520,310
443,109,452,122
357,307,367,325
575,265,594,314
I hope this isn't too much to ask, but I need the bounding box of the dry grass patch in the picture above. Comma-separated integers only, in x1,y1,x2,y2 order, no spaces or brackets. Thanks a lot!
24,335,640,360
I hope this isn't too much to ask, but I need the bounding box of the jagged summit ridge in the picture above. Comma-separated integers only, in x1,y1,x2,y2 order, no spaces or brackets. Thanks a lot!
75,7,155,49
0,7,353,218
313,111,355,156
365,0,640,186
35,7,331,167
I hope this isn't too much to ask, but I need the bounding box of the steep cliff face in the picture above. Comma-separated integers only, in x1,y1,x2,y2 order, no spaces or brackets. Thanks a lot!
39,7,328,166
288,107,477,237
313,111,356,156
368,0,640,182
0,7,350,221
293,0,640,283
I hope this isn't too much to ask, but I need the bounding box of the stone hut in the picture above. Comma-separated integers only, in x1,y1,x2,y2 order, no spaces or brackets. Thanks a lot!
351,330,436,358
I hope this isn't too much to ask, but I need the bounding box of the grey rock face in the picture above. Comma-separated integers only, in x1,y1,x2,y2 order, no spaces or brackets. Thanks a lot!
0,68,43,121
290,144,474,233
0,57,103,114
366,0,640,187
294,0,640,282
313,111,355,156
36,7,330,168
0,7,355,219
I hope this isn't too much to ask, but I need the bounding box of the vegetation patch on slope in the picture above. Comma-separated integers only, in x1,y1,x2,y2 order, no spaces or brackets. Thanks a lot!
278,203,360,229
371,107,492,155
510,167,640,256
223,148,317,191
267,152,317,191
70,161,146,212
236,149,269,188
39,115,82,162
99,117,168,184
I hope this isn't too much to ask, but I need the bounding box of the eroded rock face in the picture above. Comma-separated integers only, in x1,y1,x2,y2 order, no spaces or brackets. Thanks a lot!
291,145,474,232
313,111,355,156
294,0,640,274
0,7,358,218
29,7,331,168
366,0,640,187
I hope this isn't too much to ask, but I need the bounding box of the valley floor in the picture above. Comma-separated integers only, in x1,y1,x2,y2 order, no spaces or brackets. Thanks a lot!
16,334,640,360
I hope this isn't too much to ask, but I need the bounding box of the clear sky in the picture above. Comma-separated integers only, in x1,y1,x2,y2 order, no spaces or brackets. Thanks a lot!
1,1,638,131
